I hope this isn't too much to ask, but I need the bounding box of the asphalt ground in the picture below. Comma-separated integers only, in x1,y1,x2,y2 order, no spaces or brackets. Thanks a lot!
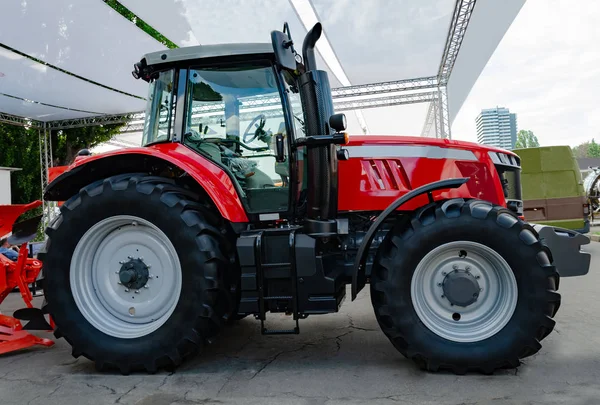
1,243,599,405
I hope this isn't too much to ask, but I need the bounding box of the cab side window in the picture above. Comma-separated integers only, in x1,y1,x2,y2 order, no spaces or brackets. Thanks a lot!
182,65,290,214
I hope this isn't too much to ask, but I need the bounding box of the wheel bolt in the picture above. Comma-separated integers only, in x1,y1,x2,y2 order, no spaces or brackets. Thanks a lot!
115,271,119,274
127,255,133,259
138,257,143,261
144,284,149,289
147,265,152,269
119,261,125,264
452,265,458,270
437,283,442,287
148,274,154,279
442,271,447,276
465,266,471,271
132,221,138,226
135,290,140,294
124,288,130,292
117,282,122,285
475,275,480,279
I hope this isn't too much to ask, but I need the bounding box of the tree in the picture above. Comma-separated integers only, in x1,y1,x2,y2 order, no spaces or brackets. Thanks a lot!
50,124,123,166
0,123,42,204
572,141,591,158
515,130,540,149
0,122,125,205
572,139,600,158
588,139,600,158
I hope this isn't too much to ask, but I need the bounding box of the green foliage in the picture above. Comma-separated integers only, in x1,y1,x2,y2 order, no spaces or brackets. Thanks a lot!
572,142,589,158
0,124,42,205
588,139,600,158
51,124,123,166
0,122,125,204
104,0,178,49
515,130,540,149
572,139,600,158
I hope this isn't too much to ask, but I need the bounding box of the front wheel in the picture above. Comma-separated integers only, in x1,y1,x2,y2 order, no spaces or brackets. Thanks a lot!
371,199,561,374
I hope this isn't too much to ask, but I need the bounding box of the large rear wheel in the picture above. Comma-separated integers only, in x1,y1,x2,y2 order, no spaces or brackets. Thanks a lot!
41,174,234,373
371,199,560,374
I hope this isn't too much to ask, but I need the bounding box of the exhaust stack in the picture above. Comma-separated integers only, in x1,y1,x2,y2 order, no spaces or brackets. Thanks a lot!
298,23,338,228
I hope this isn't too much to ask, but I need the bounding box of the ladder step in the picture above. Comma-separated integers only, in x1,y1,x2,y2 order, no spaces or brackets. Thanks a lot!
255,230,301,336
261,263,291,269
263,328,299,335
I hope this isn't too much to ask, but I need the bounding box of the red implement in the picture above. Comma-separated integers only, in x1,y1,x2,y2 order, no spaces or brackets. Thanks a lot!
0,200,54,354
0,314,53,355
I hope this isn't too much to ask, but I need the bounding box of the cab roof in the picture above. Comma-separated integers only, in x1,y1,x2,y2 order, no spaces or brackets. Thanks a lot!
143,43,274,67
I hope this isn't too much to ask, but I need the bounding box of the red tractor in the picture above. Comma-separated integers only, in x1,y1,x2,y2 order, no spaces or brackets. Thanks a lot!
40,23,590,374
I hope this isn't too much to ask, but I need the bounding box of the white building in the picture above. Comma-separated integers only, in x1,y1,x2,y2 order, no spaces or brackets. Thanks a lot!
476,107,518,150
0,167,21,205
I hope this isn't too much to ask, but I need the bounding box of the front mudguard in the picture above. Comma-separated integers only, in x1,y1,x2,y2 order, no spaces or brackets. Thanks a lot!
533,225,591,277
351,177,470,300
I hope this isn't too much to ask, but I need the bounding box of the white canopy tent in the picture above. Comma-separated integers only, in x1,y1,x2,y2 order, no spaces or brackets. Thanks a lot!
0,0,525,166
0,0,524,130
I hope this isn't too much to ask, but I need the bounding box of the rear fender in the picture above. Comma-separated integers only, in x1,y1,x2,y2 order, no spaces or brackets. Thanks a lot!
44,143,249,223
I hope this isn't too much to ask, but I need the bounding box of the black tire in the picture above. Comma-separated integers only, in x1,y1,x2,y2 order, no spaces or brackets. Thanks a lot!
371,199,560,374
40,174,235,374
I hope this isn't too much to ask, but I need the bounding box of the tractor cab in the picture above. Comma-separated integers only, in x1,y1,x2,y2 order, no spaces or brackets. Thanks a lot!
134,30,320,222
133,23,346,223
137,45,300,215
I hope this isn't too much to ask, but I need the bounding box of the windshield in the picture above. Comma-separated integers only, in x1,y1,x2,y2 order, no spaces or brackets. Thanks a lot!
142,69,175,146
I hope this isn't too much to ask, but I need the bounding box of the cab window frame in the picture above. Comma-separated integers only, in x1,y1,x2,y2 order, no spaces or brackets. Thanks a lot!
175,58,301,220
141,68,177,147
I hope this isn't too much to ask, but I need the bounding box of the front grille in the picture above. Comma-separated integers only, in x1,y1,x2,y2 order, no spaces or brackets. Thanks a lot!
488,151,523,215
495,166,523,215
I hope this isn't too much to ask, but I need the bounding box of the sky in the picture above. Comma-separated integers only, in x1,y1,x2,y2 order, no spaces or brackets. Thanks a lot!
451,0,600,147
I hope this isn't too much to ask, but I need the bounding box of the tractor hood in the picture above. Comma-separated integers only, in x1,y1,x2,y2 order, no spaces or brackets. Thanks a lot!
338,135,519,213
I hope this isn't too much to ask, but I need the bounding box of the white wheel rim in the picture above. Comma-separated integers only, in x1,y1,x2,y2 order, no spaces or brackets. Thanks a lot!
70,215,182,339
411,241,518,343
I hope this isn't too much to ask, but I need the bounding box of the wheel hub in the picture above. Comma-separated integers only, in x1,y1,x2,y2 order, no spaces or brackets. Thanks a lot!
118,258,149,290
442,269,480,307
411,241,518,343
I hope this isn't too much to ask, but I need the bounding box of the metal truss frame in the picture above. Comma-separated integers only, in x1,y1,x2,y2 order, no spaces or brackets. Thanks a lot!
331,76,438,98
37,123,55,229
0,112,42,128
422,0,477,139
119,90,440,134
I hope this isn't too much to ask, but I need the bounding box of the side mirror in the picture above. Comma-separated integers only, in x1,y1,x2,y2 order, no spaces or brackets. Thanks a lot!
329,113,347,133
275,134,285,162
271,29,297,71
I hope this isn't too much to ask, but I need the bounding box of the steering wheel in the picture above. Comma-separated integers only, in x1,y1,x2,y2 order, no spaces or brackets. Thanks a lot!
243,114,267,143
